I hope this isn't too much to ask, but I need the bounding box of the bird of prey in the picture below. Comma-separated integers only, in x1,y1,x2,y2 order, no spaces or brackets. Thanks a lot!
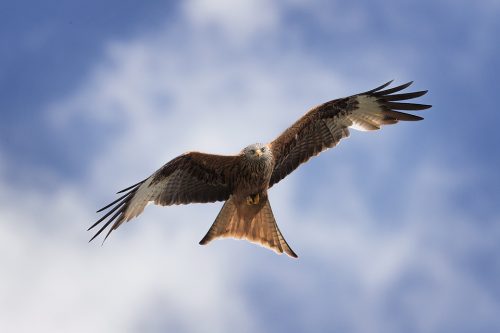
89,81,431,258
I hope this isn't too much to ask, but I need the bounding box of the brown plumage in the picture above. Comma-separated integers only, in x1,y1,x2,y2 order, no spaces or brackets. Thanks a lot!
89,80,431,258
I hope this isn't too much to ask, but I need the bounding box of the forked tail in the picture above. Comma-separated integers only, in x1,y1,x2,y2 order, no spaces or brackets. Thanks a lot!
199,196,297,258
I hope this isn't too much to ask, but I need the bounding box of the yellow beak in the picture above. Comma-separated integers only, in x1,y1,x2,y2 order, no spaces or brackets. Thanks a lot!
255,149,262,157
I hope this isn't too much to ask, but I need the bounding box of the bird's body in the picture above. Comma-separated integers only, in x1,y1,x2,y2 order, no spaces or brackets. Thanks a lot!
232,144,274,200
89,81,431,258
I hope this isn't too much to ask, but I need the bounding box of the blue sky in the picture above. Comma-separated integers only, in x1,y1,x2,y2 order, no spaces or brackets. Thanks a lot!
1,1,499,332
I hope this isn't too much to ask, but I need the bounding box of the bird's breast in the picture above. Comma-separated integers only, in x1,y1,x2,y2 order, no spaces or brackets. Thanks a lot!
233,158,273,197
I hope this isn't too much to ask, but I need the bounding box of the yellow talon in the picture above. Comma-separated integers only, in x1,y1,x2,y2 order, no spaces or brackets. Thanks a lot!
253,193,259,205
246,193,260,205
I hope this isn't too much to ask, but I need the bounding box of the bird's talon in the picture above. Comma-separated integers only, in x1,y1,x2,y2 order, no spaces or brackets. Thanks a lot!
253,193,259,205
246,193,260,205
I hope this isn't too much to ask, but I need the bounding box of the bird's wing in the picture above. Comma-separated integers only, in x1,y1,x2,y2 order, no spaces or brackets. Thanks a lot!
88,152,240,242
269,81,431,187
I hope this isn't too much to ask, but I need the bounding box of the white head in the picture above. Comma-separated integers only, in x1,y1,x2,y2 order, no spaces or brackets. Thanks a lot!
242,143,272,161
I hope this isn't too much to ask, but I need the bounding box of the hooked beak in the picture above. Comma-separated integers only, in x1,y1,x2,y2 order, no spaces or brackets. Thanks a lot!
255,149,263,157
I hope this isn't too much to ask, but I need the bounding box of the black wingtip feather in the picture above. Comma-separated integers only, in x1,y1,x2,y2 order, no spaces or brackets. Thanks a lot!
89,177,148,241
96,191,130,213
89,209,124,243
366,81,431,119
384,102,432,111
102,226,116,245
373,81,413,96
90,181,143,241
89,192,134,231
382,90,428,101
116,178,146,194
364,80,394,94
381,109,424,121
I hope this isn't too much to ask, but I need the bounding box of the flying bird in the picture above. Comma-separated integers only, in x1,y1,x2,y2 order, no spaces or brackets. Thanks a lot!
89,80,431,258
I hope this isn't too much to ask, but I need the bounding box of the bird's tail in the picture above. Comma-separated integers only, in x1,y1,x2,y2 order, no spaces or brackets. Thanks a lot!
199,195,297,258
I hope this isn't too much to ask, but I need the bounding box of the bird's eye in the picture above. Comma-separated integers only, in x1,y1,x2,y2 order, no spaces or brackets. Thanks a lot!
250,149,255,154
261,147,266,152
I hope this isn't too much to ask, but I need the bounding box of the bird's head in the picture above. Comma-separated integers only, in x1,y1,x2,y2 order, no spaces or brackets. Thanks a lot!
242,143,272,161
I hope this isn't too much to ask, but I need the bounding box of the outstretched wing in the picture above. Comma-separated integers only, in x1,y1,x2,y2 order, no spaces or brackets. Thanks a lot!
269,81,431,187
88,152,240,242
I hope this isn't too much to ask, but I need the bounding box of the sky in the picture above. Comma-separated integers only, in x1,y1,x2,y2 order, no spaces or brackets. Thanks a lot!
1,0,499,332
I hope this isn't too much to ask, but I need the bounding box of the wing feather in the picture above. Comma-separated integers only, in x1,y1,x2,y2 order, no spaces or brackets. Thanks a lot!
89,152,240,242
269,81,431,187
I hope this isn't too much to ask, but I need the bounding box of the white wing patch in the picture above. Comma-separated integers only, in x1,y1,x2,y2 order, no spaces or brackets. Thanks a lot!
122,176,156,222
348,95,391,131
123,169,184,221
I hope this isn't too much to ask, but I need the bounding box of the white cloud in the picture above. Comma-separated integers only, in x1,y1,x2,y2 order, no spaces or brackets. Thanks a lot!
182,0,280,42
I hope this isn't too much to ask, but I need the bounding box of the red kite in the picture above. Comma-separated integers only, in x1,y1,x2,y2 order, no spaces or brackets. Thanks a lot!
89,81,431,258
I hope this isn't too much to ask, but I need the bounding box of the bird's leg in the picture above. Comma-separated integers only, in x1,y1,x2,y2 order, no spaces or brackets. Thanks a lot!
246,193,260,205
